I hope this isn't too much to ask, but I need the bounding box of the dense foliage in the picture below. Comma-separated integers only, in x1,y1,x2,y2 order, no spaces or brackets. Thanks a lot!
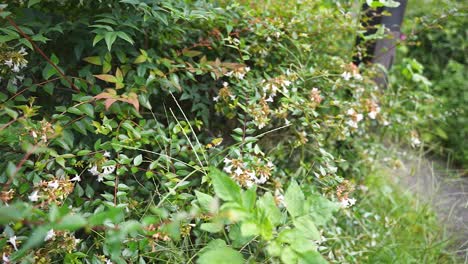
0,0,458,263
397,0,467,166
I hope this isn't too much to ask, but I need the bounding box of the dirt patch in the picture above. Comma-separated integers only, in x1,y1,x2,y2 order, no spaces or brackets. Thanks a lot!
386,149,467,259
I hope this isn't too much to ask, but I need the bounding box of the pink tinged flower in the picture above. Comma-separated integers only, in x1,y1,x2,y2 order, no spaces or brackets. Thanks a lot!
346,108,356,115
9,236,18,251
70,175,81,182
28,190,39,202
44,229,55,241
48,181,59,189
356,113,363,122
2,253,9,263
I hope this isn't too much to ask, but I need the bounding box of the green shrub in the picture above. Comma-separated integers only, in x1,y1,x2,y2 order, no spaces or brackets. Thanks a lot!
0,1,453,263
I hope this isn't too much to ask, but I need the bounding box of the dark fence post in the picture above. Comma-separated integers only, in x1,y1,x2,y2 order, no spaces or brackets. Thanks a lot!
353,0,408,88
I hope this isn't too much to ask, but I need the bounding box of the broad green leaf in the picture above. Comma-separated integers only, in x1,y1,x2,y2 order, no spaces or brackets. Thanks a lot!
209,167,241,203
240,221,259,237
78,103,94,118
55,214,87,231
297,250,328,264
307,194,339,226
200,222,223,233
257,192,282,226
293,216,320,241
197,243,244,264
241,186,256,211
284,180,305,218
195,191,216,213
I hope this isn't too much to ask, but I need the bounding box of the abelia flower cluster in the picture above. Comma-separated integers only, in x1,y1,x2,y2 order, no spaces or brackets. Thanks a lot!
346,108,364,129
223,157,275,188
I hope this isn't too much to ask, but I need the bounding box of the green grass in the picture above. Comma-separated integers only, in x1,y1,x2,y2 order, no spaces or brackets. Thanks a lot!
323,170,460,263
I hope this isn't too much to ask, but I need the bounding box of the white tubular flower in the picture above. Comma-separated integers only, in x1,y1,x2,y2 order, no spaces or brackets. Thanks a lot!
265,96,274,103
222,81,228,87
97,174,104,182
88,165,100,176
223,157,232,164
212,96,219,102
103,151,111,158
102,165,116,175
9,236,18,251
234,167,243,176
44,229,55,241
70,175,81,182
19,47,27,55
223,165,233,174
4,59,13,68
28,190,39,202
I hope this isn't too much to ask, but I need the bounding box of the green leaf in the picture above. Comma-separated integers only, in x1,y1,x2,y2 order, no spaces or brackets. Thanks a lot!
83,56,102,66
293,216,320,241
195,191,215,213
28,0,41,8
284,180,305,218
104,31,118,51
55,214,87,231
241,186,256,211
78,103,94,118
257,192,282,226
297,250,328,264
116,31,134,45
209,167,241,203
197,243,244,264
133,154,143,166
240,221,259,237
306,194,339,226
200,222,223,233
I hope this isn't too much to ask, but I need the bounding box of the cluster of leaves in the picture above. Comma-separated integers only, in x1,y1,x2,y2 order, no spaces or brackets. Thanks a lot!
0,0,426,263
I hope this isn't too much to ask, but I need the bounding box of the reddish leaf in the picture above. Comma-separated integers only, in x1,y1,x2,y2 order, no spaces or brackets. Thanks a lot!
104,99,117,110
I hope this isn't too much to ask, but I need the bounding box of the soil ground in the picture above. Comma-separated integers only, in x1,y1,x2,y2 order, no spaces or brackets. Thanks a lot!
385,149,468,261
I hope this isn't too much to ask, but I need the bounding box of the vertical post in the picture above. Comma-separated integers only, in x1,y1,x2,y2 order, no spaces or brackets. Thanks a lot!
353,1,408,88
